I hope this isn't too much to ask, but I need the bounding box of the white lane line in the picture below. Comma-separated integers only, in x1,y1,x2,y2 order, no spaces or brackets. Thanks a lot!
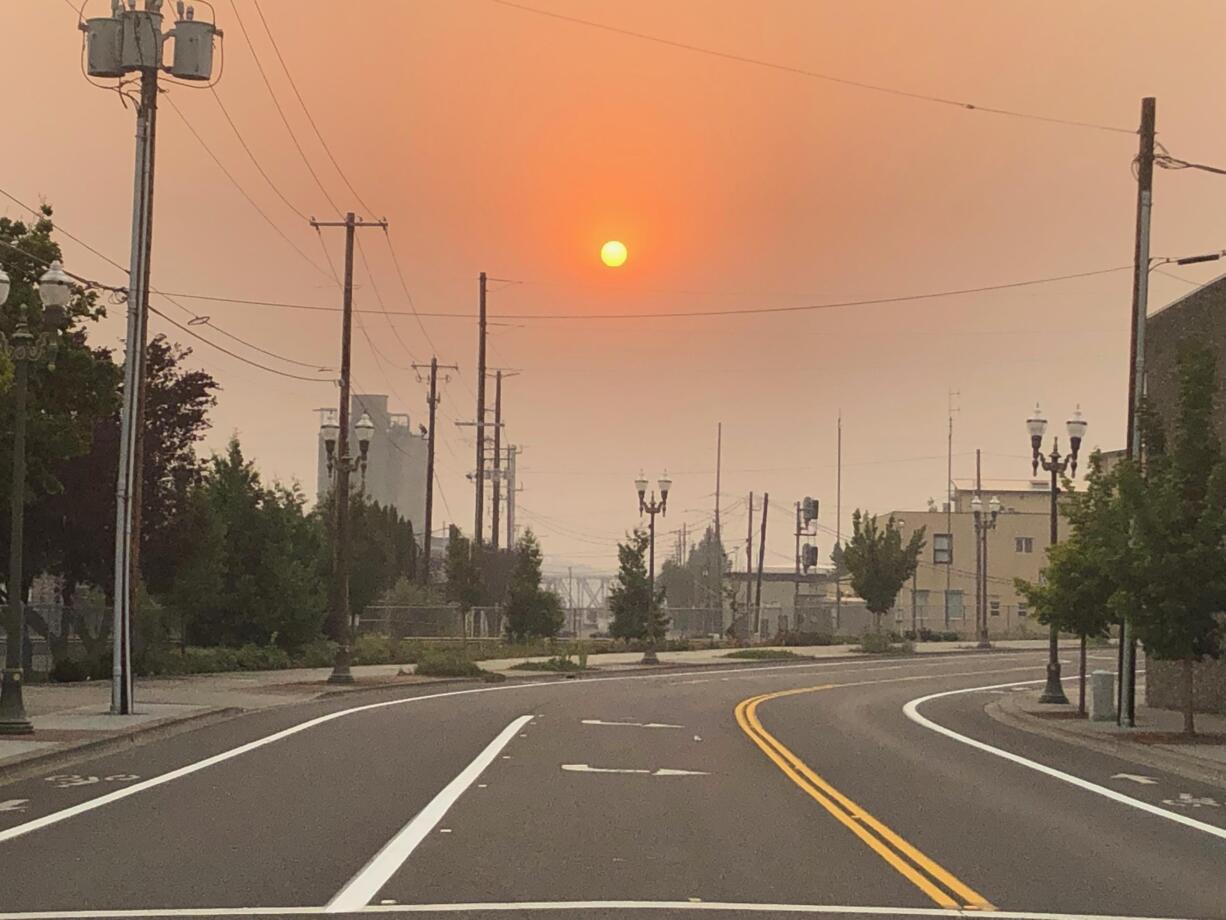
0,902,1206,919
561,764,710,776
581,719,683,728
325,715,531,914
0,651,1040,845
903,680,1226,842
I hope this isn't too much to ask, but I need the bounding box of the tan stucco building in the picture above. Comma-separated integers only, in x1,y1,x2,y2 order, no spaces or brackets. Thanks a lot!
886,478,1055,639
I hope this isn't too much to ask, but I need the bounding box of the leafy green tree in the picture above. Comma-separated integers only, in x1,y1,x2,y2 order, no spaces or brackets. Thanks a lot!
658,526,727,611
1016,451,1123,711
1118,346,1226,734
843,510,925,632
608,528,667,640
503,530,563,641
170,438,326,650
0,208,121,608
444,526,483,612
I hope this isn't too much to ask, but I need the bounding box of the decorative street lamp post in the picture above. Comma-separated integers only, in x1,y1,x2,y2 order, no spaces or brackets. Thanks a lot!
0,261,71,735
634,470,671,665
320,410,375,684
970,494,1001,650
1028,403,1087,705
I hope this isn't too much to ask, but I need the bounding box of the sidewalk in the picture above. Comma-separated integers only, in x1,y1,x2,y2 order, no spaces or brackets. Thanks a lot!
988,686,1226,790
2,638,1048,781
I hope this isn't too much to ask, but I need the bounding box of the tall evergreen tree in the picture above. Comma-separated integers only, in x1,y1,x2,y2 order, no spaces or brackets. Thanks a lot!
503,530,563,640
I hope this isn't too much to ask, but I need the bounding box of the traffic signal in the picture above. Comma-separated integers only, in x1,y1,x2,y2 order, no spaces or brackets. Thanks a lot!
802,543,819,572
802,496,819,524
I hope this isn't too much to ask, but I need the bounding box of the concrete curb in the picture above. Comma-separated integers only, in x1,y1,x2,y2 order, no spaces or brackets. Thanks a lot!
0,706,244,787
985,692,1226,792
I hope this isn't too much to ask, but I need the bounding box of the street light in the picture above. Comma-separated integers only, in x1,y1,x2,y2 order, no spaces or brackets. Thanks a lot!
970,494,1001,650
634,469,670,665
318,409,376,684
0,261,69,735
1028,402,1087,706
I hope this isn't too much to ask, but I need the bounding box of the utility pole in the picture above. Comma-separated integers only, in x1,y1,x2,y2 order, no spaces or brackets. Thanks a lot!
1120,97,1156,729
111,63,158,717
714,423,722,547
474,273,488,549
745,492,754,639
506,444,518,547
412,358,458,586
492,370,502,549
311,213,389,684
79,2,220,715
755,493,769,636
945,391,957,628
835,413,843,632
793,501,802,631
975,448,983,645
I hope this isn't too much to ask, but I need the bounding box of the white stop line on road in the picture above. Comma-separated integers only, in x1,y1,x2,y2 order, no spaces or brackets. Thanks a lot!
903,679,1226,842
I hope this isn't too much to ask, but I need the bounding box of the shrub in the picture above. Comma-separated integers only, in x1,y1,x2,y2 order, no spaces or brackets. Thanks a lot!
724,648,805,660
779,631,836,647
234,644,292,671
295,638,340,667
510,656,586,672
857,632,894,654
50,657,91,683
414,647,486,678
353,633,395,666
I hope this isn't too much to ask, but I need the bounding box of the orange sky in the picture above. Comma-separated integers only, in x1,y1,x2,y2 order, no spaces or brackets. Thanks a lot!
6,0,1226,574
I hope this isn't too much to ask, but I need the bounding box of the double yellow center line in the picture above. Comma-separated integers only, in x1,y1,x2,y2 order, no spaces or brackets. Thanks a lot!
735,685,994,911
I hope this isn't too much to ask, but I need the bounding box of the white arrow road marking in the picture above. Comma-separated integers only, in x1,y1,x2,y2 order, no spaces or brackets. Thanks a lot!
325,714,532,913
1163,793,1220,809
0,800,28,813
562,764,709,776
581,719,683,729
1111,773,1158,785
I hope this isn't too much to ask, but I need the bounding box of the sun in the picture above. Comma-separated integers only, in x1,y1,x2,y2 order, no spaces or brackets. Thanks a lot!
600,240,628,268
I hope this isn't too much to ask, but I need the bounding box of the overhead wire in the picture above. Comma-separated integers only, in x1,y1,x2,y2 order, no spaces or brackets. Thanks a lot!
487,0,1135,136
226,0,343,215
250,0,376,217
208,86,310,221
162,95,334,281
142,263,1134,323
1,186,334,383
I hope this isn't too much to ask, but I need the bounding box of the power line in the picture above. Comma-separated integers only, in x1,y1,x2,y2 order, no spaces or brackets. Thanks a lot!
357,234,420,365
488,0,1135,136
382,228,441,356
0,187,335,382
1155,152,1226,178
226,0,342,214
162,95,334,281
0,188,128,276
209,86,310,221
250,0,376,217
149,264,1133,322
148,304,332,382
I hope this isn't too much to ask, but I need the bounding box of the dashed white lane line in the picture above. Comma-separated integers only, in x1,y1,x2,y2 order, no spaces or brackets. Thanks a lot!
903,679,1226,842
0,901,1209,919
0,652,1038,845
325,715,532,913
581,719,683,729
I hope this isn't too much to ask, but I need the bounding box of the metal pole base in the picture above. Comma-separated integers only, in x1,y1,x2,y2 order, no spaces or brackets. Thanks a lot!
1038,661,1070,704
327,647,355,684
0,669,34,735
640,648,660,665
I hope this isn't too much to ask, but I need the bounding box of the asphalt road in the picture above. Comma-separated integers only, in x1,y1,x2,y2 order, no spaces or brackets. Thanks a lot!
0,650,1222,920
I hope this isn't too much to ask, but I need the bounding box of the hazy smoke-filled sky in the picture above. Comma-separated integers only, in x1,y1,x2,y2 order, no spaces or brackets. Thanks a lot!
6,0,1226,574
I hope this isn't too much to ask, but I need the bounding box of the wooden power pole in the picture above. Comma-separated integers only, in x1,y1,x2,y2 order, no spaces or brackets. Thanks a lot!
412,357,458,586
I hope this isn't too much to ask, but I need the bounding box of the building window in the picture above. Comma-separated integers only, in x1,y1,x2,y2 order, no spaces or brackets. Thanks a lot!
1017,602,1028,618
933,533,952,564
1015,536,1034,554
990,598,1001,617
946,590,965,619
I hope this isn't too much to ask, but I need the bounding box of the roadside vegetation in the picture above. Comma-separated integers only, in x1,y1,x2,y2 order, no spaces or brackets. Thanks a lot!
723,648,807,660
